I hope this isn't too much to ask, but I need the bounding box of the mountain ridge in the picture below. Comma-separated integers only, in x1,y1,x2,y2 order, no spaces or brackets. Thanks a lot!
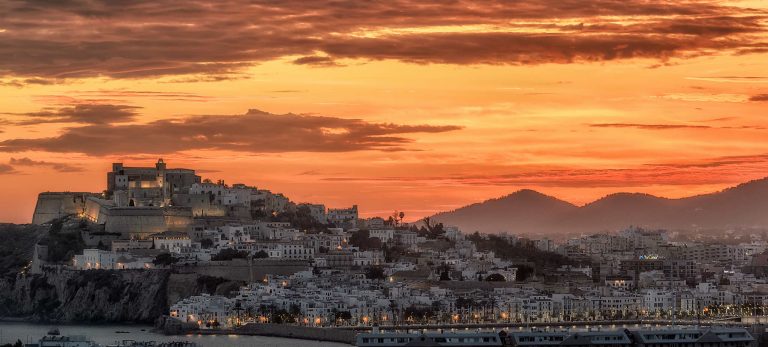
429,177,768,236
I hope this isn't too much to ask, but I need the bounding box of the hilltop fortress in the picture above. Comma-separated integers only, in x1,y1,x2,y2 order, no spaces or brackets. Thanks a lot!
31,159,315,239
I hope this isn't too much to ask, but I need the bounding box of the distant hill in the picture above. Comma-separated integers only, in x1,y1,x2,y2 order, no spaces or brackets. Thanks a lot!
429,189,578,234
429,178,768,236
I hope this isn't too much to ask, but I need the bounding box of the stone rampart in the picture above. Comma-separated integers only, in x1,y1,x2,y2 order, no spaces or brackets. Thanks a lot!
32,192,97,224
174,259,310,282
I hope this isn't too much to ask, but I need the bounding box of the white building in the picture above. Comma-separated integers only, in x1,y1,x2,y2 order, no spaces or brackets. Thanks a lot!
170,294,234,329
369,229,394,243
328,205,358,227
299,203,327,223
73,249,153,270
152,231,192,252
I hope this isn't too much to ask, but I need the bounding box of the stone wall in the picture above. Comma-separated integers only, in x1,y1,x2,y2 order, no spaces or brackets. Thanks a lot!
101,207,192,239
235,323,357,344
37,192,193,239
174,259,310,282
32,192,96,224
104,207,167,238
84,197,114,224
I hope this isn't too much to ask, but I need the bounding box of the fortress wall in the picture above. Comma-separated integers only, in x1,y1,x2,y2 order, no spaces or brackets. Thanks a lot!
172,193,227,217
235,323,356,344
104,207,168,239
175,259,310,282
32,192,96,224
84,197,114,224
163,207,194,231
102,207,193,239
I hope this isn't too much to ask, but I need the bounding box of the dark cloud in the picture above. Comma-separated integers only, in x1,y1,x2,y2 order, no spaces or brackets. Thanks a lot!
750,94,768,101
9,157,83,172
589,123,712,130
5,104,139,125
698,76,768,79
270,90,304,93
0,0,764,79
293,56,341,67
0,77,57,87
0,108,462,155
163,74,250,83
0,164,14,175
697,117,737,122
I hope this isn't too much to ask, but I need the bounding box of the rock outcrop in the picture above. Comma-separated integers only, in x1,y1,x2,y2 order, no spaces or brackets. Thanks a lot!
0,217,245,324
0,268,170,323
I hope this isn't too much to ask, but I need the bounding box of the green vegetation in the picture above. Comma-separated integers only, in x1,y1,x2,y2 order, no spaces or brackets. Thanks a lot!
514,264,535,281
45,217,87,263
486,273,506,282
349,230,383,250
0,223,45,278
211,248,250,261
414,217,447,239
365,266,386,280
333,309,352,323
403,305,438,322
1,340,23,347
196,275,227,294
270,205,329,232
467,232,570,269
153,253,180,266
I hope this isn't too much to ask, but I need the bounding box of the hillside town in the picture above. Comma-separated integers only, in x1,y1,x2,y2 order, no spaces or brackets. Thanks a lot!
27,160,768,331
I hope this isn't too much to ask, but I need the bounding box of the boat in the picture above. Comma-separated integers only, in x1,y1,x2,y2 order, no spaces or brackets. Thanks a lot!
356,328,504,346
105,341,198,347
46,328,60,336
37,334,101,347
354,326,756,347
26,330,198,347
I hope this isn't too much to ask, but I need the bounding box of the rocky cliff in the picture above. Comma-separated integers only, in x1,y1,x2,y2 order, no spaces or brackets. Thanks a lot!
0,217,246,324
0,268,170,323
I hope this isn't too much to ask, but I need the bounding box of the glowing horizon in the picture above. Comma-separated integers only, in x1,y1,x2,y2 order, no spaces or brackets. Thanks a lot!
1,0,767,223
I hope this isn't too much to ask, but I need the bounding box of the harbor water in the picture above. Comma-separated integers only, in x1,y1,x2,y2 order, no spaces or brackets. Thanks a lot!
0,322,349,347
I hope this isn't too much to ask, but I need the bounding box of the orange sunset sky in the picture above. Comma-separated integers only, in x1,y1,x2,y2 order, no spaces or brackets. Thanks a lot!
1,0,767,224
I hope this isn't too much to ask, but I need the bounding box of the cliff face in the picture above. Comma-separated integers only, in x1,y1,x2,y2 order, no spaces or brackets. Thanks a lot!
0,268,170,323
0,217,242,324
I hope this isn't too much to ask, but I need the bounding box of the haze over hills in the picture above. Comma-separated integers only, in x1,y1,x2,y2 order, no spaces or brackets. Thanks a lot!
429,178,768,237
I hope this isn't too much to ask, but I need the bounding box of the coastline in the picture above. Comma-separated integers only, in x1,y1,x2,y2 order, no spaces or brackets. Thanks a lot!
175,324,357,345
4,315,750,347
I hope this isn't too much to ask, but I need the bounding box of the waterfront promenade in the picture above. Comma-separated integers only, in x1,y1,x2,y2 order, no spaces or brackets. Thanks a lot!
179,317,763,345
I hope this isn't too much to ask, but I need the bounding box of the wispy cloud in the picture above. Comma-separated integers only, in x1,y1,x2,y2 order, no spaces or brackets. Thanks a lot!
0,164,15,175
0,77,57,88
9,157,83,172
320,153,768,189
686,76,768,83
589,123,711,130
3,104,140,125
